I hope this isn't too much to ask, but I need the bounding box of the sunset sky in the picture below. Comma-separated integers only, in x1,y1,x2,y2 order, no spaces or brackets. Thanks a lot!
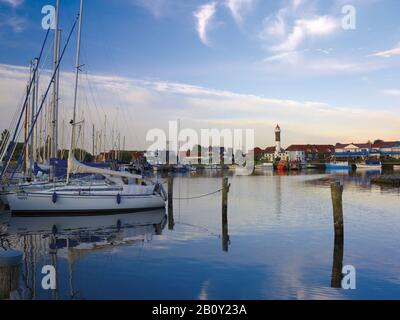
0,0,399,150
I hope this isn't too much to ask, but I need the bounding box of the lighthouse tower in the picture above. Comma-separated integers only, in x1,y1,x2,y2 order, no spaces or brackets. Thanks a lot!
275,124,281,153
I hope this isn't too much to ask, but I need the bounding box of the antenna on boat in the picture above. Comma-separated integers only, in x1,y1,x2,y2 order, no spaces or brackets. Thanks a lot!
67,0,84,184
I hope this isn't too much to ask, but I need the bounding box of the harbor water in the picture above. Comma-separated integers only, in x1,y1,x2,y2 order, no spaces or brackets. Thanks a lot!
0,169,399,300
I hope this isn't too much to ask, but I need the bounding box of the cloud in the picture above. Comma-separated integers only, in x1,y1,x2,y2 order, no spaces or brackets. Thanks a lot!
194,2,217,46
369,44,400,58
226,0,255,26
1,16,25,32
269,15,339,52
0,63,399,150
0,0,23,7
132,0,171,17
382,89,400,96
262,50,385,76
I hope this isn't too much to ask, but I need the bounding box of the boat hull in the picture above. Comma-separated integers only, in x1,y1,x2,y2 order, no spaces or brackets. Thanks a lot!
7,192,166,216
325,164,351,170
0,192,9,206
356,164,382,170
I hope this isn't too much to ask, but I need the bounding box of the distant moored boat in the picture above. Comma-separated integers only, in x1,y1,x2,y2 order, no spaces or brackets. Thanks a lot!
356,160,382,170
325,162,351,170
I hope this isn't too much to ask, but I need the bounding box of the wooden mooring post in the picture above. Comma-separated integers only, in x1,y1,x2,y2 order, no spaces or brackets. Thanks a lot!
330,181,344,238
330,181,344,288
168,174,175,230
0,250,22,300
222,177,230,252
331,232,344,288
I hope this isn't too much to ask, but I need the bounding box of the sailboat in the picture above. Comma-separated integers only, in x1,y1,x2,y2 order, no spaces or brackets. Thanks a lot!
6,0,167,216
356,160,382,171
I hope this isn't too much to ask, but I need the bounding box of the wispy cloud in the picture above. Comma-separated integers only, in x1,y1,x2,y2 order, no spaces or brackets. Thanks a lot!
262,50,385,76
132,0,170,17
1,63,399,149
369,44,400,58
194,2,217,46
275,16,338,52
226,0,255,26
0,15,26,32
0,0,23,7
262,3,339,54
382,89,400,96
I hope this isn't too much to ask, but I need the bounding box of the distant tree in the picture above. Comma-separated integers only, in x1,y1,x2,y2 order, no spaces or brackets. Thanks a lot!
0,129,10,155
120,151,133,164
11,142,24,162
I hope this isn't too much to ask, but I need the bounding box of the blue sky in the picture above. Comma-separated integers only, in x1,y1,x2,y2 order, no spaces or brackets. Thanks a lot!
0,0,400,149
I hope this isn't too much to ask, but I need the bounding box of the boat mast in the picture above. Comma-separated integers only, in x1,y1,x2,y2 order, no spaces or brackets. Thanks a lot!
29,58,38,177
51,0,60,166
33,59,39,163
23,84,30,176
103,115,107,162
67,0,84,184
92,124,95,159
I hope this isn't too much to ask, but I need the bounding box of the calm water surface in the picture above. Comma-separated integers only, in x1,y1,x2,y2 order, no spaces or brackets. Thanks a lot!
0,169,399,300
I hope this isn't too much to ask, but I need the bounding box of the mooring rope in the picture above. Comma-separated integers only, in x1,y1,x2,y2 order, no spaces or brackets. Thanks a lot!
173,188,223,200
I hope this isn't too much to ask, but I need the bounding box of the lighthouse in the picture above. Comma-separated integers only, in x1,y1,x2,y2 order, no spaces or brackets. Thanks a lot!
275,124,281,153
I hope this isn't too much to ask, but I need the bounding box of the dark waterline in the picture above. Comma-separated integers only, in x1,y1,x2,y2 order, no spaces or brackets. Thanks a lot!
1,169,399,300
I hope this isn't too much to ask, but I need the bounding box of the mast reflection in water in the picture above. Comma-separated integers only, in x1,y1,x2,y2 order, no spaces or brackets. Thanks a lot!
0,210,167,300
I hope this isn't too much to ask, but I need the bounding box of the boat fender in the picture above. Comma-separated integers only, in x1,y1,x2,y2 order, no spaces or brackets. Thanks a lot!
117,193,121,205
52,192,57,204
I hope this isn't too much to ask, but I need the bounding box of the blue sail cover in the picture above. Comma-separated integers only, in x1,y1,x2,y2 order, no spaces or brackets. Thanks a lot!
34,158,110,178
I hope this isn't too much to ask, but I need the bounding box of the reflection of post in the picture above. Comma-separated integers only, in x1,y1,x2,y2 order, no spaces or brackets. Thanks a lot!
331,234,344,288
168,174,174,230
0,250,22,300
330,181,344,288
155,223,162,235
49,234,59,300
222,177,230,252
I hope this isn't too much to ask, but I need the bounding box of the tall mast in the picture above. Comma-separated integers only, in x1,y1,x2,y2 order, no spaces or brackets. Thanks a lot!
33,59,39,163
67,0,84,184
92,124,95,158
23,85,29,176
51,0,60,163
29,59,38,177
103,115,107,162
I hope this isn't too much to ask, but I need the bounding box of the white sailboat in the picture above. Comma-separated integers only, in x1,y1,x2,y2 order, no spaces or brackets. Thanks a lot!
6,0,167,216
356,160,382,171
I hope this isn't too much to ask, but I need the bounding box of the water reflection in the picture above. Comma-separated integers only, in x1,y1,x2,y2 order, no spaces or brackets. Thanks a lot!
0,169,399,300
0,210,166,300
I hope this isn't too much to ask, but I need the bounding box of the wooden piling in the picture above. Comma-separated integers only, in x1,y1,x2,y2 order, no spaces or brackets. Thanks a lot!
168,174,174,230
330,181,344,288
0,250,22,300
222,177,229,252
331,234,344,288
330,181,344,238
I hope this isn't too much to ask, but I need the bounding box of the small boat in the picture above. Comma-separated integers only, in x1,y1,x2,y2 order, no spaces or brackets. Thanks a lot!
356,160,382,170
255,163,273,170
325,162,351,170
234,166,254,176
